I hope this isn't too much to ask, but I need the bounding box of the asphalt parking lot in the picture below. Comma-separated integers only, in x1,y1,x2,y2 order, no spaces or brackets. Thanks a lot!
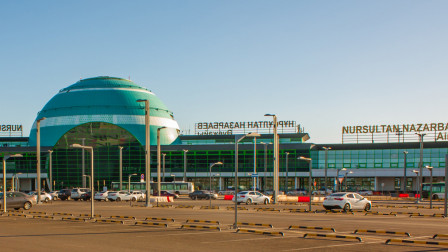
2,197,448,252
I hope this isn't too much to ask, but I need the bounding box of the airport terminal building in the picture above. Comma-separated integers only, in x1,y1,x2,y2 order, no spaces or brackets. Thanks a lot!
1,76,447,194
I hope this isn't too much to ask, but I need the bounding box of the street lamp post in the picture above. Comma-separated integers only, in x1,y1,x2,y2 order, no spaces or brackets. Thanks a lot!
71,144,94,218
298,156,313,212
416,133,426,203
285,152,290,193
136,99,151,207
260,142,271,193
48,150,53,192
234,132,260,229
162,153,166,182
3,154,22,212
344,171,353,191
322,147,331,195
426,166,433,209
119,146,123,191
157,127,167,197
265,114,279,204
36,117,46,203
253,137,257,190
11,172,22,192
336,168,347,192
183,149,188,182
209,162,223,207
403,151,408,194
128,173,137,193
412,169,420,203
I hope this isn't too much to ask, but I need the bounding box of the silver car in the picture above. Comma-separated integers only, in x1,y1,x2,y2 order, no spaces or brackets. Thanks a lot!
323,192,372,211
234,191,270,205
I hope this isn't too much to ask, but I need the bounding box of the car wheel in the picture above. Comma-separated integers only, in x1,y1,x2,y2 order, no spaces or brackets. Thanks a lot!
74,198,79,201
433,195,439,200
23,201,32,210
116,197,121,202
246,199,252,205
44,198,49,203
364,203,371,211
192,196,197,200
131,197,137,202
343,203,351,212
324,206,330,210
206,196,210,200
67,196,71,200
264,199,269,205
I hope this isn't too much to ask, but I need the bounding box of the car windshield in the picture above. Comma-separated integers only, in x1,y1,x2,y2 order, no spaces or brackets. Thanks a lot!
329,193,346,197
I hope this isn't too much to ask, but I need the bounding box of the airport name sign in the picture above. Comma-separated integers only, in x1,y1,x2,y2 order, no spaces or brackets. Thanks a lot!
0,124,23,132
195,120,297,135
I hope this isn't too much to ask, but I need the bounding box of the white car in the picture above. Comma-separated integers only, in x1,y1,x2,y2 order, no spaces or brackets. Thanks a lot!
108,191,138,201
27,191,52,202
323,192,372,211
130,190,145,201
233,191,270,205
71,188,90,201
49,191,59,200
94,191,110,201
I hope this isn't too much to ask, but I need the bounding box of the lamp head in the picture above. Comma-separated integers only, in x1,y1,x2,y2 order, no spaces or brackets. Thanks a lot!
70,144,83,148
136,99,147,103
246,132,261,138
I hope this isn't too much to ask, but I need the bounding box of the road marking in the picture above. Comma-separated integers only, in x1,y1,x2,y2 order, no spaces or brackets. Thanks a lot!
283,240,381,251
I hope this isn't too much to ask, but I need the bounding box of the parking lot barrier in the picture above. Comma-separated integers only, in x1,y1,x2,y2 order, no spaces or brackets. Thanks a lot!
325,210,354,215
409,213,445,218
180,224,221,231
79,214,101,218
303,233,362,242
354,229,410,237
237,222,273,228
7,210,23,213
289,209,310,213
53,213,73,216
28,211,46,215
256,208,281,212
365,212,397,216
289,225,335,232
109,216,136,220
226,206,248,211
433,234,448,239
237,228,284,236
145,217,175,222
7,213,27,217
186,219,220,225
135,221,168,227
33,215,54,219
96,219,124,224
153,204,172,208
62,217,86,222
390,212,417,215
385,239,448,246
176,205,195,209
200,206,219,210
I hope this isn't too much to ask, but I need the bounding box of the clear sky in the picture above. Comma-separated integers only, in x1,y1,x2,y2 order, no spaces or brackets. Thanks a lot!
1,1,447,143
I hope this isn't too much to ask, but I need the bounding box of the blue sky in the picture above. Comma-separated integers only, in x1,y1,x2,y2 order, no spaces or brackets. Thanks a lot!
1,1,447,143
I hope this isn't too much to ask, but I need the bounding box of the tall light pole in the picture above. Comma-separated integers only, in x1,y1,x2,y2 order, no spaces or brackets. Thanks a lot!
416,133,426,203
183,149,188,182
3,154,22,212
322,147,331,195
137,99,151,207
253,137,257,190
36,117,46,203
209,162,223,207
234,132,260,229
336,168,347,192
119,146,123,191
285,152,290,193
48,150,53,192
265,114,279,203
260,142,271,193
426,166,433,209
403,151,408,194
344,171,353,191
128,173,137,193
444,154,448,217
12,172,22,192
71,144,94,218
162,153,166,182
412,169,420,203
298,156,312,212
81,138,86,188
157,127,167,197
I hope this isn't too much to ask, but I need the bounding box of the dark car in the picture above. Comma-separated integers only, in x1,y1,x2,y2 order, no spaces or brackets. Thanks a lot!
80,191,91,201
58,189,72,201
153,190,179,199
188,190,218,200
0,192,35,210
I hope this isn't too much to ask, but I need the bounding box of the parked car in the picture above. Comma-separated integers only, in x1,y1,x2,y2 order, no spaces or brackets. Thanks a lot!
287,188,307,196
358,190,374,196
58,189,72,201
188,190,218,200
27,191,52,202
49,191,59,200
131,190,145,201
79,191,91,201
94,191,110,201
108,191,138,201
312,188,333,195
71,188,89,201
153,190,179,199
233,191,270,205
0,192,36,210
323,192,372,211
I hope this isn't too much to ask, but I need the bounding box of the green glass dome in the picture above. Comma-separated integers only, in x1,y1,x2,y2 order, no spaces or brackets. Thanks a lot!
29,76,180,147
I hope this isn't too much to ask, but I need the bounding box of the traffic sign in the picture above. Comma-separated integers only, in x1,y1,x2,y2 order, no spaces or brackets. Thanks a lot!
251,173,258,177
140,174,144,183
